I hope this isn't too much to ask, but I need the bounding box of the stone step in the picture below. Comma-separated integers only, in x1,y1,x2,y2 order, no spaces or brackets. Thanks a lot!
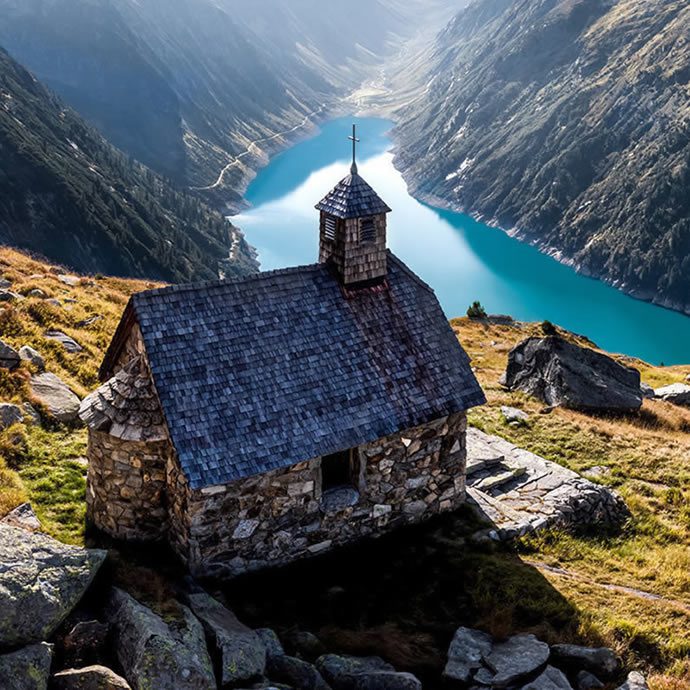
466,454,505,477
472,466,528,493
466,487,526,526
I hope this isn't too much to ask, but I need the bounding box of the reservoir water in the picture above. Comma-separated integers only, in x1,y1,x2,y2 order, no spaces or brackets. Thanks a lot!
236,116,690,365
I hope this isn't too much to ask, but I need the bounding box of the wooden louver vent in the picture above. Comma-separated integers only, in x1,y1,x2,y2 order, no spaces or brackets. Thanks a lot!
324,216,337,241
360,218,375,243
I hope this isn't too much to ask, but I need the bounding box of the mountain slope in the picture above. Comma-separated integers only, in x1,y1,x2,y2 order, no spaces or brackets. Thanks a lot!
393,0,690,314
0,0,458,207
0,46,256,282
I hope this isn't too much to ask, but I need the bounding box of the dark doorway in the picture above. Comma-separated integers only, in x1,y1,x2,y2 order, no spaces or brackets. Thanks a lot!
321,449,354,491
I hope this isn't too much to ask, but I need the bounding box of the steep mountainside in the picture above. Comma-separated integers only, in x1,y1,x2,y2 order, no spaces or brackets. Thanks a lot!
0,47,256,282
393,0,690,314
0,0,457,208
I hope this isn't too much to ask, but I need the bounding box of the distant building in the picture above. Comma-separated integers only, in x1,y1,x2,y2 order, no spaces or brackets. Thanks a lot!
80,139,485,577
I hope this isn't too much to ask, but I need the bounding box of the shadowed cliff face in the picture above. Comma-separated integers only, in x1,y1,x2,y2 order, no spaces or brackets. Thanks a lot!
393,0,690,314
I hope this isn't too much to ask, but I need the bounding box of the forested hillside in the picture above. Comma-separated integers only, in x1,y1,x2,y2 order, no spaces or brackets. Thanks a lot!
0,47,256,282
393,0,690,314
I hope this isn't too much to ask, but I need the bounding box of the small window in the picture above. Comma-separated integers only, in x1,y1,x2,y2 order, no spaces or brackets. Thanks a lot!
324,216,337,241
360,217,376,243
321,449,355,492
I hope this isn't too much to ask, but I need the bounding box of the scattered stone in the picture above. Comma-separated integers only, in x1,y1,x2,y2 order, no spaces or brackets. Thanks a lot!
501,336,642,411
317,654,421,690
285,630,327,661
576,670,604,689
0,339,20,370
256,628,285,660
30,373,81,423
0,524,106,648
616,671,648,690
0,402,24,429
488,314,514,325
343,672,421,689
639,383,655,399
0,277,11,288
52,665,131,690
653,383,690,407
45,330,83,353
28,288,46,298
443,626,493,685
58,274,81,287
267,655,330,690
585,466,610,478
46,298,62,308
188,591,266,686
22,402,42,426
0,289,22,302
1,502,41,532
521,665,573,689
550,644,620,680
483,634,550,687
106,588,215,690
0,642,53,690
76,315,102,329
19,345,45,371
62,620,109,667
500,406,529,426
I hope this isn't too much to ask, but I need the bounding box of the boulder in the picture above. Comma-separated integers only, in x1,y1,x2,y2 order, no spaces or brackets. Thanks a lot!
576,670,604,689
30,373,81,423
521,665,573,689
267,655,331,690
256,628,285,660
44,331,83,354
550,644,620,680
0,525,106,648
653,383,690,407
316,654,420,690
58,274,81,287
501,406,530,425
51,665,131,690
0,339,20,370
188,591,266,686
482,634,550,688
1,502,42,532
0,642,53,690
616,672,648,690
22,403,42,426
0,402,24,430
443,627,493,685
501,336,642,411
284,630,327,661
106,588,215,690
61,620,109,667
28,288,46,298
19,346,45,371
639,383,655,400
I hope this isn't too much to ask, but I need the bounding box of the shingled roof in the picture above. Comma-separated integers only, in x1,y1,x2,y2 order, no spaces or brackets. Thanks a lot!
315,172,392,219
104,253,485,489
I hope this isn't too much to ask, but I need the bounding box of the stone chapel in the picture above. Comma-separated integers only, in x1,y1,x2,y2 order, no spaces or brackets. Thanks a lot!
79,138,485,578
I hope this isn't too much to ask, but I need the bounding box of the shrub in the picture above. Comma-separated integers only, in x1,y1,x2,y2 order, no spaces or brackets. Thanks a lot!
542,320,557,336
467,301,488,319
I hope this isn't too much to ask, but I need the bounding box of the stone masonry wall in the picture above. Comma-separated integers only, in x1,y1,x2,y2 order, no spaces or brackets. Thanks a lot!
86,429,173,541
171,412,467,578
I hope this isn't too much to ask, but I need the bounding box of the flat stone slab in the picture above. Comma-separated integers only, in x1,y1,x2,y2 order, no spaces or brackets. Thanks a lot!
483,633,550,687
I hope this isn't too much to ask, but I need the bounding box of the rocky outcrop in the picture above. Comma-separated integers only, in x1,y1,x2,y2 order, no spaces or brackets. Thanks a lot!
30,373,81,424
501,337,642,411
0,525,106,648
654,383,690,407
0,642,53,690
106,588,215,690
187,591,266,686
51,665,131,690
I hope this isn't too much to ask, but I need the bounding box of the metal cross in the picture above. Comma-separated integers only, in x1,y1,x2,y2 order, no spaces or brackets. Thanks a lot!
348,124,360,174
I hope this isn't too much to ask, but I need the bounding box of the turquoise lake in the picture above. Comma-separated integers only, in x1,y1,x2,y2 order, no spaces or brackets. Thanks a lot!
236,116,690,365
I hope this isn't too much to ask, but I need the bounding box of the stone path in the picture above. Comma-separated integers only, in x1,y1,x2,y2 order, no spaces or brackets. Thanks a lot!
465,428,628,541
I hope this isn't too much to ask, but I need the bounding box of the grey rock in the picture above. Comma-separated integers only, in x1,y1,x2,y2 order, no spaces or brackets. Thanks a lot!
0,642,53,690
51,665,131,689
45,298,62,308
550,644,620,679
28,288,46,298
256,628,285,660
576,670,604,689
501,406,530,425
75,315,102,329
443,626,493,685
639,383,655,399
483,634,550,688
19,345,45,371
58,274,81,287
341,672,422,690
320,488,360,513
0,277,11,288
44,331,83,353
22,403,42,426
188,591,266,686
106,588,215,690
503,336,642,411
654,383,690,407
521,665,573,689
616,672,648,690
0,402,24,429
317,654,394,688
0,290,23,302
267,655,331,690
1,502,41,532
30,373,81,423
285,630,327,661
0,525,106,647
0,339,20,370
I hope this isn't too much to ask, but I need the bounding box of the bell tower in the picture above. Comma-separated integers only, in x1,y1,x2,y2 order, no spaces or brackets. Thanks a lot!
315,125,391,287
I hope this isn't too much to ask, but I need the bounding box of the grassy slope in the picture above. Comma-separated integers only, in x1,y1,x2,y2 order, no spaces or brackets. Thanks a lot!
0,247,688,686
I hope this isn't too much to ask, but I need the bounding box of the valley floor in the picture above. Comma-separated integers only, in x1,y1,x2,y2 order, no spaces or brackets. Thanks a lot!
0,248,689,688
